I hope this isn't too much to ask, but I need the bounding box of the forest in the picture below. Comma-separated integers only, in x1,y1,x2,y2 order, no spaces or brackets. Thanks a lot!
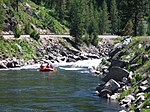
0,0,149,46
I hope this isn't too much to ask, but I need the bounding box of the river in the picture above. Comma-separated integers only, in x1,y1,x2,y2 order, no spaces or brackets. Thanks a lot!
0,60,122,112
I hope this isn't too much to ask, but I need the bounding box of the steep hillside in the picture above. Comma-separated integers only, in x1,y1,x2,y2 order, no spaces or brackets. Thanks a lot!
1,0,69,34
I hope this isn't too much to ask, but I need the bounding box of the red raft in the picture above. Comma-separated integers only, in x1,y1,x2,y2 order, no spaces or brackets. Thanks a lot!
40,65,57,71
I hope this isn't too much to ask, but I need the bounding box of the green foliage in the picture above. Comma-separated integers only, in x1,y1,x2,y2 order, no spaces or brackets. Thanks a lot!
127,0,149,36
141,109,150,112
119,88,133,100
14,25,21,38
25,22,32,35
83,33,90,46
143,99,150,108
0,37,38,60
0,1,5,32
15,39,37,59
123,19,134,36
110,0,118,34
135,73,143,82
100,0,110,34
30,29,40,41
130,73,143,84
90,33,99,47
147,30,150,35
1,0,149,47
0,37,18,58
70,0,85,46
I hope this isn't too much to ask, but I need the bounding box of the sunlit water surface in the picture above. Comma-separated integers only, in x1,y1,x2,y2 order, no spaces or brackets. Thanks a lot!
0,60,122,112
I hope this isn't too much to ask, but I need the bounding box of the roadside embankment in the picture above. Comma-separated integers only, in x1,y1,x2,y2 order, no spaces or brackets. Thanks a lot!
0,36,113,69
96,36,150,112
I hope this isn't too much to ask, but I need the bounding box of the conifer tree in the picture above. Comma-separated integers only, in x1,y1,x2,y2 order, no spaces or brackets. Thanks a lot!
110,0,118,34
127,0,149,36
123,19,134,36
70,0,85,45
101,0,109,34
147,1,150,35
55,0,68,25
87,2,99,46
99,8,103,34
0,1,5,33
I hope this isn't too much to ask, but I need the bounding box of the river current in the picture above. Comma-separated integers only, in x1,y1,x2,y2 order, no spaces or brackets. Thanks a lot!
0,59,122,112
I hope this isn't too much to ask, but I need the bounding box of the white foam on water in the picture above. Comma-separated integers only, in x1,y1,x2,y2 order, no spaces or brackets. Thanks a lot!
70,59,102,68
0,59,102,71
58,59,102,71
21,64,40,69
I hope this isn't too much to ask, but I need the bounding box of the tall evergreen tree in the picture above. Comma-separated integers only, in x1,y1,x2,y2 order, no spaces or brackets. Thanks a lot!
147,0,150,35
110,0,118,34
70,0,85,45
100,0,109,34
87,2,99,46
127,0,149,36
55,0,68,24
0,0,5,33
99,8,103,34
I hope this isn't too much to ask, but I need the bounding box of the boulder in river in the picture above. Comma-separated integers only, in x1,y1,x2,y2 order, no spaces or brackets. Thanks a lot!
96,79,120,98
110,59,129,68
102,67,129,82
0,61,7,68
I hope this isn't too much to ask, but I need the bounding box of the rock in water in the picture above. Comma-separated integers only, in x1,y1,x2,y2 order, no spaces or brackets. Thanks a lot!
102,67,129,82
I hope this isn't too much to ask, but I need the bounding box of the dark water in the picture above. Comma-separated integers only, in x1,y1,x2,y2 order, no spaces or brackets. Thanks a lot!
0,67,122,112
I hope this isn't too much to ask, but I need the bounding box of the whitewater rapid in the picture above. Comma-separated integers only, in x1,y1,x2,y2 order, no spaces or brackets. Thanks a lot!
0,59,102,71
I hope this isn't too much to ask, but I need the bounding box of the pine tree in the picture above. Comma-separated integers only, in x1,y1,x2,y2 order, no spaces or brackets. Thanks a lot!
147,0,150,35
87,2,99,46
127,0,149,36
101,0,109,34
110,0,118,34
0,0,5,33
99,8,103,34
123,19,134,36
117,0,128,34
55,0,68,25
70,0,85,45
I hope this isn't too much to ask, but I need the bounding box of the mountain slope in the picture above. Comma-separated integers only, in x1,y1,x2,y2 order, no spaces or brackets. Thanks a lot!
1,0,69,34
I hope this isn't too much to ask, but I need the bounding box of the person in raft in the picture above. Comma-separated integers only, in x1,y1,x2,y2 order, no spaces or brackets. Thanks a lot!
40,63,45,69
46,63,53,69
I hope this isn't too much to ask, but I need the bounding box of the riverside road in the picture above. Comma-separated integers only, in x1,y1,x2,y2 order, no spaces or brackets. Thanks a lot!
1,34,120,39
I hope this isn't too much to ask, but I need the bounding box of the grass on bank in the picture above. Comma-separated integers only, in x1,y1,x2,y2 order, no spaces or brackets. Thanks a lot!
0,37,38,60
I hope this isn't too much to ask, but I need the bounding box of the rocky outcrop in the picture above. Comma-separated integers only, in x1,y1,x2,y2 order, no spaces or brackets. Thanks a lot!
96,79,120,98
0,61,7,68
35,37,111,64
110,59,129,68
102,67,129,82
0,37,113,68
96,36,150,112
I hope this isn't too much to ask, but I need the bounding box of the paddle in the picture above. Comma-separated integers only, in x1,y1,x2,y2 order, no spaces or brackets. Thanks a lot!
53,67,57,71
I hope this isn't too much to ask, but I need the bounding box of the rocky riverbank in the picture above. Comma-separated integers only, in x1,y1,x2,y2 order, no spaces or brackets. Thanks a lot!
96,36,150,112
0,36,113,69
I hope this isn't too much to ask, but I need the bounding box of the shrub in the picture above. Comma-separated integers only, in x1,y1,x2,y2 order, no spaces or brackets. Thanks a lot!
30,29,40,41
147,30,150,36
14,25,21,38
83,33,90,46
135,73,143,82
90,33,99,46
25,23,32,34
